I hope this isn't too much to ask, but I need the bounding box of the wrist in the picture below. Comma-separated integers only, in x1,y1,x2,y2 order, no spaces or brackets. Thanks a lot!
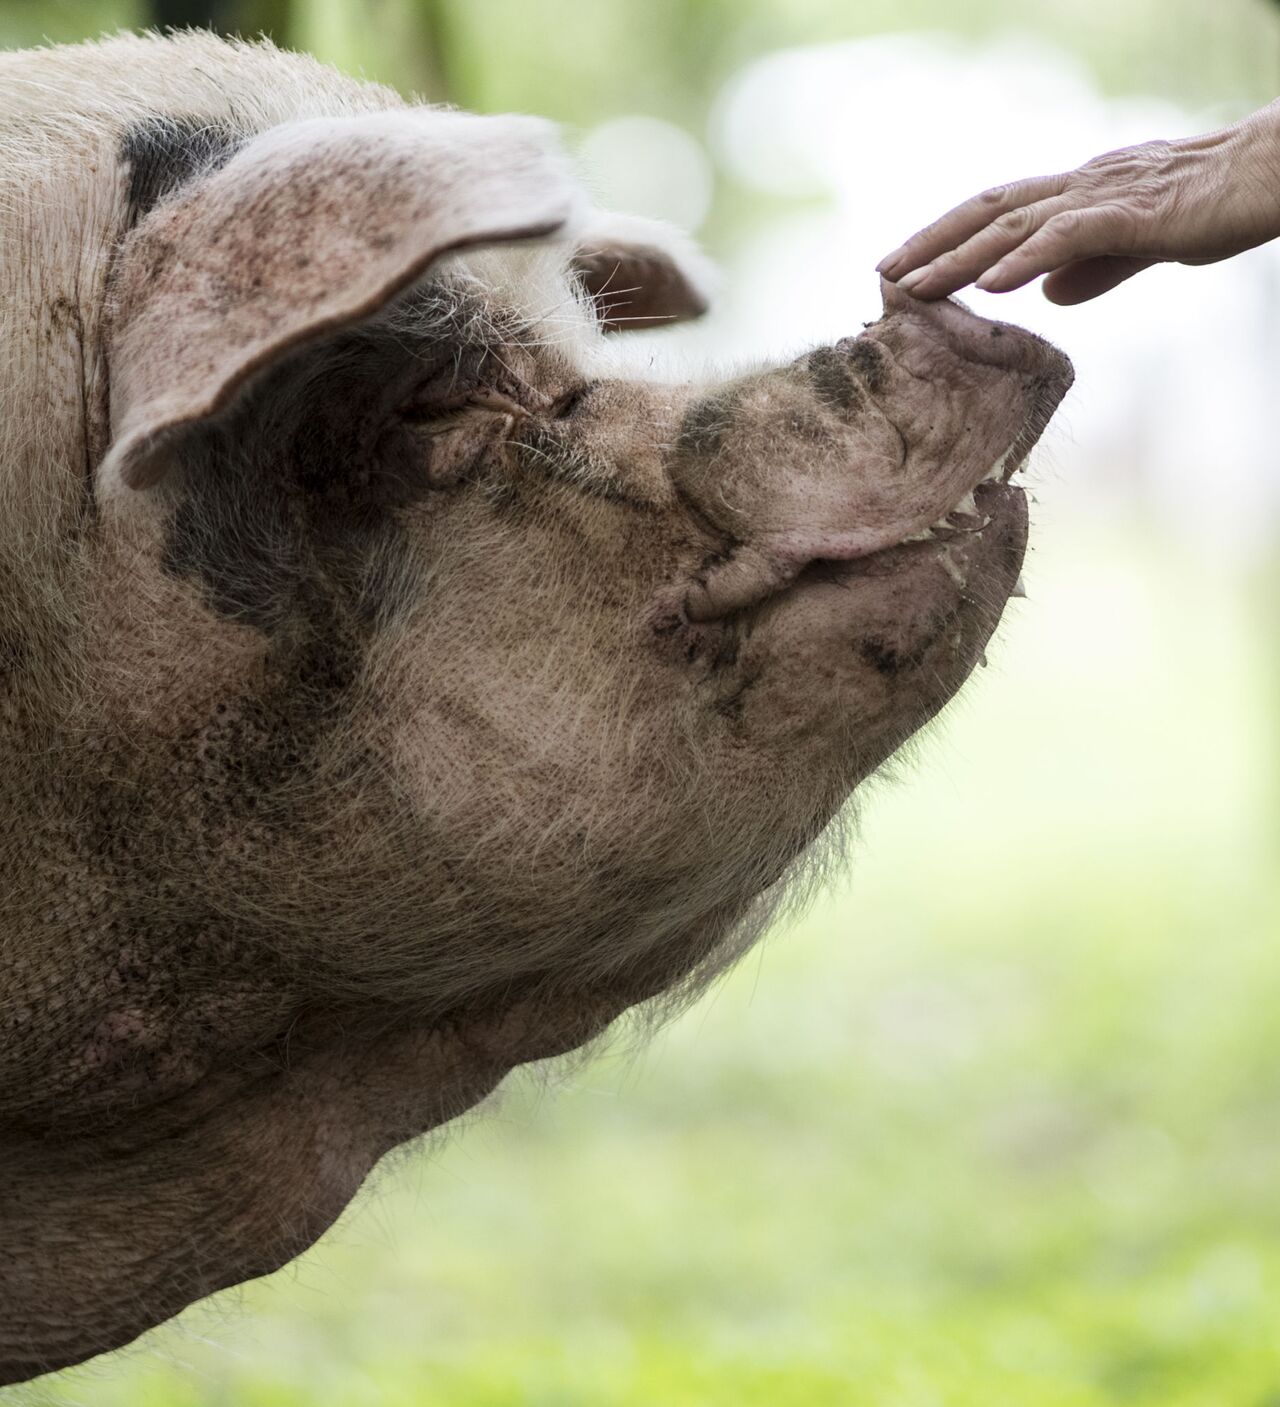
1213,99,1280,247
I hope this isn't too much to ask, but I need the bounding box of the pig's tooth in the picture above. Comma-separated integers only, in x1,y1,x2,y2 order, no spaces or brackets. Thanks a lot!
983,446,1015,484
938,547,968,588
1011,575,1027,598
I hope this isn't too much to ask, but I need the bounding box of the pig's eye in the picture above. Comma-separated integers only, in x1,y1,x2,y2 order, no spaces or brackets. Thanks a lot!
378,384,529,494
398,388,530,425
548,382,595,419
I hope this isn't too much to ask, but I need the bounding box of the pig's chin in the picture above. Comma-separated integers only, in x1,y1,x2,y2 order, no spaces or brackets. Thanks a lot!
735,478,1028,760
821,478,1028,637
797,476,1022,614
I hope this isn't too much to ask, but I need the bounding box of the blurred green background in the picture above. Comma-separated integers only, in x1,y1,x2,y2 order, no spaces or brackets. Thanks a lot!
5,1,1280,1404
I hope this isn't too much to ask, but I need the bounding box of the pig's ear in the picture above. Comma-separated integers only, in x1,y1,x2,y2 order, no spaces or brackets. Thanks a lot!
102,111,585,493
572,212,717,332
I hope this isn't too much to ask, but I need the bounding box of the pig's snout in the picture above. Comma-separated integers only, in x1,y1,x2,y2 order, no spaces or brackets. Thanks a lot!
669,283,1074,627
877,275,1074,390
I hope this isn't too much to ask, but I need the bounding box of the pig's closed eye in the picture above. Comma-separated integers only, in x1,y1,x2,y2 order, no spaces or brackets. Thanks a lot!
385,387,526,493
398,390,526,425
549,383,596,420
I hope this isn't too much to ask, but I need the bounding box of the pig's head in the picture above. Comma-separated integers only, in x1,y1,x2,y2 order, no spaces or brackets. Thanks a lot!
0,104,1071,1382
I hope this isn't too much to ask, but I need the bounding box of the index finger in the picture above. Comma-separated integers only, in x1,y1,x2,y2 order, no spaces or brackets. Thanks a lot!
877,172,1070,280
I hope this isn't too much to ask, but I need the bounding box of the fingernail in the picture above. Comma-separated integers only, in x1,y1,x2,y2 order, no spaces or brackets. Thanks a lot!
975,264,1004,291
875,248,905,273
896,266,930,293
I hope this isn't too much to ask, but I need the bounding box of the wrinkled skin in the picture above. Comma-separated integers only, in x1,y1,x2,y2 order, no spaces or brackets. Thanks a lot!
0,37,1073,1386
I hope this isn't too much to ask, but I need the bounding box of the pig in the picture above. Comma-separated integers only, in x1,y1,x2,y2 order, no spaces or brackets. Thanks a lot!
0,30,1073,1385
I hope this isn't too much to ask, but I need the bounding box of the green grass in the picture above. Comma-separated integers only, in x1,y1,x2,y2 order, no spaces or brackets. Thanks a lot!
12,523,1279,1407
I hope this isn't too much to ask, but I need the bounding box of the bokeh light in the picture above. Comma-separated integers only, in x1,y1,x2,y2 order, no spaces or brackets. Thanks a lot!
578,114,714,233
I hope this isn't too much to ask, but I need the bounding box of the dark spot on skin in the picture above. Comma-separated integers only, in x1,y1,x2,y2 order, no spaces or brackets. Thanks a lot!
164,483,300,633
859,637,904,676
5,668,372,1136
121,116,244,226
550,383,594,420
805,346,863,416
161,288,485,635
991,327,1005,339
836,338,890,395
860,605,961,678
47,294,82,337
677,387,739,458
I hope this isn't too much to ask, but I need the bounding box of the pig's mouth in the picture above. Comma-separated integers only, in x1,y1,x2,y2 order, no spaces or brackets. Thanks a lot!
796,441,1027,584
680,409,1044,627
675,292,1071,629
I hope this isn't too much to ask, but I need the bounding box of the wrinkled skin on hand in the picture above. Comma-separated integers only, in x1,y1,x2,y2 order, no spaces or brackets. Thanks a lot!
879,96,1280,304
0,33,1073,1386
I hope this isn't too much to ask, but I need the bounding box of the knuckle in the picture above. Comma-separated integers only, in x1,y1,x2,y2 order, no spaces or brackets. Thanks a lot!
1033,208,1089,250
1095,201,1143,242
992,205,1037,238
1037,203,1134,255
978,183,1011,209
1042,208,1084,238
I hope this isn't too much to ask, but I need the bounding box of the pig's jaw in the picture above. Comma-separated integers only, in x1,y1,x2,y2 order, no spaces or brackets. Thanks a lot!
900,442,1021,545
653,468,1027,730
821,477,1025,597
679,424,1034,627
894,444,1029,593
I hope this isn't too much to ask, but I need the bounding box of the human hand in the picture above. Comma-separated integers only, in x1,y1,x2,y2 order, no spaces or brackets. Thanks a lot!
877,98,1280,304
